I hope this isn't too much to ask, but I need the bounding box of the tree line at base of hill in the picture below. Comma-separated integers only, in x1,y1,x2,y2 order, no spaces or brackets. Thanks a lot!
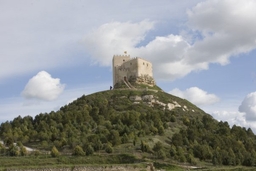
0,91,256,167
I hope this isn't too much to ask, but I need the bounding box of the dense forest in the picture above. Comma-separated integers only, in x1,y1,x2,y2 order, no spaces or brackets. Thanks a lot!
0,89,256,167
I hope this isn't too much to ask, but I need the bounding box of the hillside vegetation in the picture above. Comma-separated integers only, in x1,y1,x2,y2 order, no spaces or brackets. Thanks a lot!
0,89,256,170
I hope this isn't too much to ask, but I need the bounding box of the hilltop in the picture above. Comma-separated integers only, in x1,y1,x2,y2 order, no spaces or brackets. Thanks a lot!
0,88,256,170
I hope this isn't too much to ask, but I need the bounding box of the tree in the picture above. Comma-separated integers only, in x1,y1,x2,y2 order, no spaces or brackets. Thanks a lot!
186,153,196,165
20,146,28,156
227,148,236,165
140,140,151,152
109,130,121,146
153,142,166,159
84,144,94,156
7,144,20,156
93,139,103,151
87,134,103,151
176,147,186,163
158,126,165,135
217,121,230,136
4,137,13,147
155,149,166,159
170,115,176,122
212,147,222,165
0,143,6,155
221,150,231,165
153,142,163,152
193,144,212,161
169,146,177,157
172,133,183,146
73,145,85,156
243,152,255,166
121,133,129,144
50,146,60,157
105,144,113,153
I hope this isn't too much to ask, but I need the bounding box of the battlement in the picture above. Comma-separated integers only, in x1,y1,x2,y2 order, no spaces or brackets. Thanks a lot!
113,54,130,57
112,53,155,88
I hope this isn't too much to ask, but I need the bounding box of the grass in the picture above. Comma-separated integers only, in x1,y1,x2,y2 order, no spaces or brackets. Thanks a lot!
153,162,184,171
1,154,256,171
196,166,256,171
0,154,146,170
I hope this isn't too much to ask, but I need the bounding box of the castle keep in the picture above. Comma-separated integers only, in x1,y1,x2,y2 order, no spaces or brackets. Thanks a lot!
112,53,155,88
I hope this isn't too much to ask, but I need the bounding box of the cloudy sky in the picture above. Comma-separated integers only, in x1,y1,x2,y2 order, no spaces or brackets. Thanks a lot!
1,0,256,132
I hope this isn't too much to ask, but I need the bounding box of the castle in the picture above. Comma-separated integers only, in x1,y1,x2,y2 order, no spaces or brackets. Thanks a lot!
112,53,155,89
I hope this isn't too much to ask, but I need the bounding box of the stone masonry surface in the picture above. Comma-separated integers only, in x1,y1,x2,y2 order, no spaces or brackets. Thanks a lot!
112,54,155,88
6,165,154,171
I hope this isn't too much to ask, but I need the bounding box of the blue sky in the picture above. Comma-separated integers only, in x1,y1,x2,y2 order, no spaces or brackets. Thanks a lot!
1,0,256,132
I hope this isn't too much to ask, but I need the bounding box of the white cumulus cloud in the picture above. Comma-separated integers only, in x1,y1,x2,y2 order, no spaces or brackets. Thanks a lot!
22,71,65,101
239,92,256,121
169,87,219,106
84,0,256,81
185,0,256,65
83,20,155,66
207,92,256,133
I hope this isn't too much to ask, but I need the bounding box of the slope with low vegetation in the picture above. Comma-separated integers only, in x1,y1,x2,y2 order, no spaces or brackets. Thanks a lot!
0,89,256,170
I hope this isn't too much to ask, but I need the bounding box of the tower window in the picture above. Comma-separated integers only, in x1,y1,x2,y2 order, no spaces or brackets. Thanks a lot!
123,59,125,62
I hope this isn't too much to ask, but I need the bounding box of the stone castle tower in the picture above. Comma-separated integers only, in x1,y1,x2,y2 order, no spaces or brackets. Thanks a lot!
112,53,155,88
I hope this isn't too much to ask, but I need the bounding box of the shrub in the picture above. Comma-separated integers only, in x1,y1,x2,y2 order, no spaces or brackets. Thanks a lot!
73,145,85,156
50,146,60,157
85,145,94,156
105,144,113,153
8,144,20,156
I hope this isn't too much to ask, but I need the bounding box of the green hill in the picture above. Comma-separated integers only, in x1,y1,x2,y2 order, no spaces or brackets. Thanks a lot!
1,89,256,170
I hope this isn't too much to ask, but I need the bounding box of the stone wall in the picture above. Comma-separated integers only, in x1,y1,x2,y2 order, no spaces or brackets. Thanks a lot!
112,55,155,88
112,55,131,86
136,58,153,78
6,165,153,171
